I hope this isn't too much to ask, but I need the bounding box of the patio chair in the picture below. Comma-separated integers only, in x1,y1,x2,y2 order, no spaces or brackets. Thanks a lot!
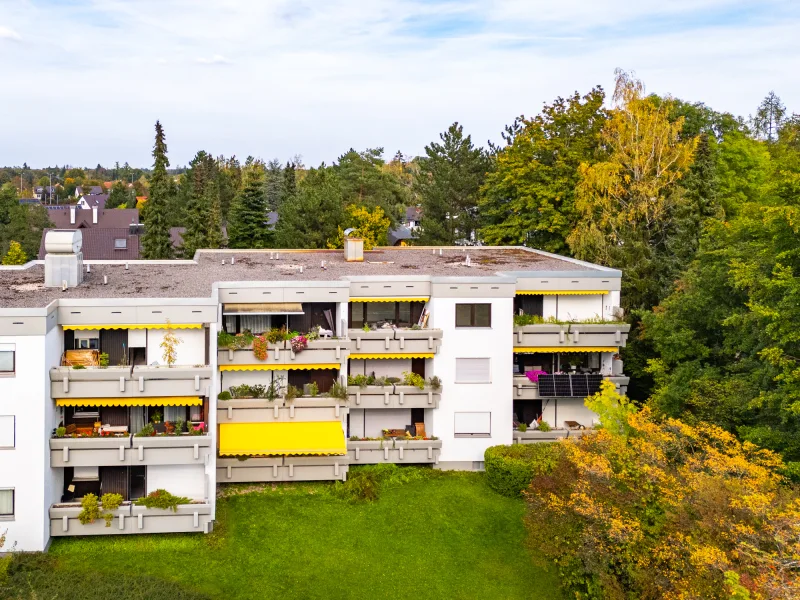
415,422,427,438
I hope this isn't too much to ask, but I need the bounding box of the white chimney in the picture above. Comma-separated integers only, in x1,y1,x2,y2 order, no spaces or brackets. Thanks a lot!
344,237,364,262
44,230,84,288
70,205,76,225
92,206,98,224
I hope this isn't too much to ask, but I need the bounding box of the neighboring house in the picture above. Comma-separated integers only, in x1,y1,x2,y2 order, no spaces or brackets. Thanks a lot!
45,205,140,229
403,206,423,229
36,225,186,260
103,181,113,190
33,186,56,201
76,194,109,209
0,241,629,551
388,225,414,246
74,185,104,198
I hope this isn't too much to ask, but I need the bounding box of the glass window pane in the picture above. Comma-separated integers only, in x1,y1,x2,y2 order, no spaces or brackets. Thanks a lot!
398,303,411,326
368,303,395,325
455,304,472,327
351,303,364,326
0,352,13,372
475,304,491,327
0,490,13,515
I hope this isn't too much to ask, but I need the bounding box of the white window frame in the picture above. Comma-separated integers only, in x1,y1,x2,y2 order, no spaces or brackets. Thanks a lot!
0,416,15,449
454,412,492,437
0,348,14,375
0,488,14,519
114,238,127,249
455,357,491,384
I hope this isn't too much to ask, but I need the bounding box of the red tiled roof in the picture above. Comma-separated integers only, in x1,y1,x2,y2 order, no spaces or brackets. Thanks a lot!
38,228,141,260
46,207,140,229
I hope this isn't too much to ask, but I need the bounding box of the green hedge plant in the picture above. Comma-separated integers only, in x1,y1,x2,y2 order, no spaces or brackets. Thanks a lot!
484,444,562,498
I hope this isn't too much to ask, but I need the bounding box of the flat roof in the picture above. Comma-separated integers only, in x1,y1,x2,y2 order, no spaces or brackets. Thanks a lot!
0,247,613,308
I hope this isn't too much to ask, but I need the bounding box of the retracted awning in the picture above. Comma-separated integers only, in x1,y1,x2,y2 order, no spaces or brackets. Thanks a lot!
56,396,203,407
515,291,609,296
349,353,434,360
223,303,304,315
513,347,618,353
219,363,340,372
349,297,429,303
63,324,203,330
219,422,346,456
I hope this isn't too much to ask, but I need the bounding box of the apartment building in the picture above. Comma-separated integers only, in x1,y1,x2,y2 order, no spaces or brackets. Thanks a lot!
0,232,629,551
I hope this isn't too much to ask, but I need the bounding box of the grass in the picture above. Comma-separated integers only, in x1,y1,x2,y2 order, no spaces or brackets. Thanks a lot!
2,469,561,600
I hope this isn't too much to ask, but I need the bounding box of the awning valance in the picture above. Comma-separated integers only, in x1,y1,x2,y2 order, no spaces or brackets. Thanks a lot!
349,297,429,303
56,396,203,407
515,291,609,296
219,363,340,372
223,303,304,316
219,422,346,456
513,347,618,353
63,324,203,331
349,353,434,360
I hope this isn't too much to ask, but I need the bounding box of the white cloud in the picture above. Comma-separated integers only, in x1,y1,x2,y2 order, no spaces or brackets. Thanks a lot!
0,26,21,41
0,1,798,167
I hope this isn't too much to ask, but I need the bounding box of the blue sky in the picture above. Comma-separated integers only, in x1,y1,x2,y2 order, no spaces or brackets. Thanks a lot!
0,0,798,168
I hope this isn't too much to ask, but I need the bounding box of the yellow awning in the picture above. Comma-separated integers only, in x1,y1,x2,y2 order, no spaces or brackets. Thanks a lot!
219,363,340,372
56,396,203,407
222,303,304,315
63,324,204,330
514,347,618,353
349,353,434,360
349,297,429,303
219,422,346,456
515,291,609,296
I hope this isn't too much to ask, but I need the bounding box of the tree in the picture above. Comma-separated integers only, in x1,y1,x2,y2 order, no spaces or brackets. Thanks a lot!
265,159,283,211
106,181,131,209
180,150,221,257
567,71,698,311
334,148,409,223
217,155,241,221
752,91,786,142
141,121,174,259
480,88,607,253
328,204,391,250
275,167,345,249
414,123,489,245
227,163,270,249
1,240,27,265
282,161,297,204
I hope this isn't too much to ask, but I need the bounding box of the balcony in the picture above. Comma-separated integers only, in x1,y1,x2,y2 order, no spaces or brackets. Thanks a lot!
347,439,442,464
513,373,628,399
50,365,212,399
217,397,347,423
513,323,630,352
50,434,213,467
218,339,349,368
49,501,212,536
348,328,442,358
348,384,441,409
512,429,589,445
217,456,348,482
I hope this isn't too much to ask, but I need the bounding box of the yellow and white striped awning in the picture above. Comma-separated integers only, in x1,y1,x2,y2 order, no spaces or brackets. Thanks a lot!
348,297,429,303
219,363,340,372
349,353,434,360
513,347,618,353
63,324,204,330
515,291,609,296
56,396,203,407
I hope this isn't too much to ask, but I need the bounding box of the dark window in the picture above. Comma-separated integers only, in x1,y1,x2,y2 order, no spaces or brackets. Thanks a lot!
514,295,543,317
0,488,13,516
349,302,423,328
0,351,14,373
455,303,491,328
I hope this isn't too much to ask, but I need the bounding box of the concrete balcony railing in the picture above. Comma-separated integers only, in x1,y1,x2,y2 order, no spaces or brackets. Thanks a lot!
217,456,348,483
218,339,349,367
347,439,442,465
348,385,442,409
50,434,213,467
512,429,589,445
50,365,212,399
217,398,347,423
513,323,630,350
49,501,212,536
348,328,442,356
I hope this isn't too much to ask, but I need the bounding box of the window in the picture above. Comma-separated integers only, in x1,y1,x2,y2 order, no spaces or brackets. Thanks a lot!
114,238,127,249
455,358,491,383
349,302,424,328
0,489,13,517
455,303,491,327
0,349,14,374
0,416,14,448
75,338,99,350
454,412,491,437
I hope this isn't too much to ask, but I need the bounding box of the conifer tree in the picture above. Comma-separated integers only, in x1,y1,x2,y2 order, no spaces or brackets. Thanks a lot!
141,121,174,259
181,150,220,257
282,161,297,203
227,165,269,249
275,168,345,249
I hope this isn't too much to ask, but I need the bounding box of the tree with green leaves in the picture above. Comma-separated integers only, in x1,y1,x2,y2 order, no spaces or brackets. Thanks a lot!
414,123,489,245
479,88,607,253
141,121,174,259
275,167,345,249
180,150,222,257
106,181,131,209
265,159,283,211
217,155,241,221
227,163,270,249
334,148,409,224
282,161,297,204
752,91,786,142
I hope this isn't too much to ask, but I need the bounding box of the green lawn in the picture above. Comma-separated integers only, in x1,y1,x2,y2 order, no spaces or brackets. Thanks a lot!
5,471,561,600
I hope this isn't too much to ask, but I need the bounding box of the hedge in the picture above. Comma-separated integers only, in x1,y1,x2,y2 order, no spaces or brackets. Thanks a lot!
484,443,562,498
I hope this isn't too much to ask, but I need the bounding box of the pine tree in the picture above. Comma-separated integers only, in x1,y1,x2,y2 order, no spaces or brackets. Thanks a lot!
181,151,219,257
275,168,345,249
227,165,268,249
282,161,297,203
1,240,27,265
141,121,174,259
265,159,283,210
106,181,130,209
752,91,786,142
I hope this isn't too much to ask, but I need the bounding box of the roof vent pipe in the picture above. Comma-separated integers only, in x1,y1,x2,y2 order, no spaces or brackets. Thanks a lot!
103,275,108,285
231,256,235,265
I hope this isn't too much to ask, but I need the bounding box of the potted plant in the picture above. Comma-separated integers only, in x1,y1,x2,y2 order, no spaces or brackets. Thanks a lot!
159,320,182,367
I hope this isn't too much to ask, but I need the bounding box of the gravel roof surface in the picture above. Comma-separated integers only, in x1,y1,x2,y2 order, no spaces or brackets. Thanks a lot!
0,247,601,308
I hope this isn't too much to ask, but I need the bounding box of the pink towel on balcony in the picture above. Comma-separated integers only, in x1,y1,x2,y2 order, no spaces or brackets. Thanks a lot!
525,370,548,383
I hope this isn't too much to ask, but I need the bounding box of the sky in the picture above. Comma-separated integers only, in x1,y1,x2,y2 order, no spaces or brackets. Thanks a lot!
1,0,798,169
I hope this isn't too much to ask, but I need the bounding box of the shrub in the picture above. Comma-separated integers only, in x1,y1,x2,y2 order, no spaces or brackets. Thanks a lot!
266,327,287,344
285,384,300,401
77,493,122,526
308,381,319,397
100,493,123,526
98,352,109,368
160,320,182,367
55,426,66,438
218,391,232,401
427,375,442,391
538,421,551,432
135,489,191,512
517,422,528,432
484,444,562,498
348,374,369,387
327,379,348,401
401,371,425,390
136,423,155,437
